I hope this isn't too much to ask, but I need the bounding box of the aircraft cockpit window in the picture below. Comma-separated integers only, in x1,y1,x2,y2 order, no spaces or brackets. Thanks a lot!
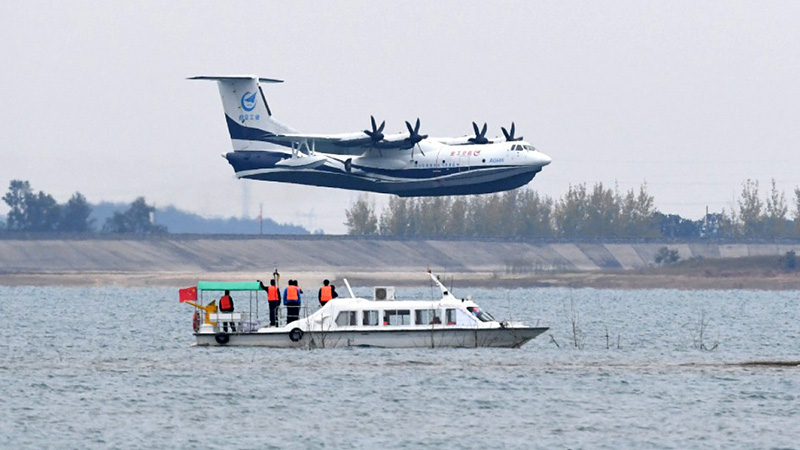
512,144,521,151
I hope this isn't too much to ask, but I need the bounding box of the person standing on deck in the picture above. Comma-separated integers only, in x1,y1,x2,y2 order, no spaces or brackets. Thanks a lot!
284,280,303,324
318,279,338,307
219,290,236,332
258,279,282,327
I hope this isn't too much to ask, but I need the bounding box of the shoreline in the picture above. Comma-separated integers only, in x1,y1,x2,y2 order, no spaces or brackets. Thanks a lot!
2,270,799,290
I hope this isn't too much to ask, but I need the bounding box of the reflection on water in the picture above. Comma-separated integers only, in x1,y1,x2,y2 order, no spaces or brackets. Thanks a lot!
0,286,798,449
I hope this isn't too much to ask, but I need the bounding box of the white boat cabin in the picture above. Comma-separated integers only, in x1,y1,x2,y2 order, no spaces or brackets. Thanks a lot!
302,294,503,333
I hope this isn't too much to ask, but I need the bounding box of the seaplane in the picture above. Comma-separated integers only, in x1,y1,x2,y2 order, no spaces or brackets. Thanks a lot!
190,75,551,196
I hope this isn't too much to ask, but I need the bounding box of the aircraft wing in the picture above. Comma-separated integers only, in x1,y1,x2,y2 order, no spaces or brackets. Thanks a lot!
267,132,418,156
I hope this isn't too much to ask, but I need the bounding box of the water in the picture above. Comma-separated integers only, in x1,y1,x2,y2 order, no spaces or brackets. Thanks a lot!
1,285,798,449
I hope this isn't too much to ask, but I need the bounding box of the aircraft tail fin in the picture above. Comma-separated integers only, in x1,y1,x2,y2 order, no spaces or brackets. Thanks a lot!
189,75,295,151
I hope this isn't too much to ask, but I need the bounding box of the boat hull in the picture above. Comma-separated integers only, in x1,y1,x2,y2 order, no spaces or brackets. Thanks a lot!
195,326,548,349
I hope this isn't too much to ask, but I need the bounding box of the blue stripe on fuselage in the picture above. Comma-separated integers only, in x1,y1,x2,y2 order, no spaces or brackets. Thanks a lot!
225,115,292,147
226,150,536,181
347,163,538,179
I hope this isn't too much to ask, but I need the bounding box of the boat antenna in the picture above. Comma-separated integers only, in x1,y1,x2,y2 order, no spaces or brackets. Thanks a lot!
428,272,451,297
343,278,356,298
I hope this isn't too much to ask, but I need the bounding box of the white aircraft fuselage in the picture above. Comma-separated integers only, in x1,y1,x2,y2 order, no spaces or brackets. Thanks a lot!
192,75,551,196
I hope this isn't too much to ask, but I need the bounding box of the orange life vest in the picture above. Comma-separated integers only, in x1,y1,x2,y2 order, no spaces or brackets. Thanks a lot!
286,285,300,301
220,295,233,311
267,285,280,301
320,285,333,302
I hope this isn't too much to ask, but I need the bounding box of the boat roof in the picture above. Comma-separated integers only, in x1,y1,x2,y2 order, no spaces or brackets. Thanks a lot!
323,295,477,310
197,281,261,291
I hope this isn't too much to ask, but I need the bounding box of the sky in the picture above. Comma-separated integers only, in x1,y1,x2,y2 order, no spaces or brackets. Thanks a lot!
2,1,799,233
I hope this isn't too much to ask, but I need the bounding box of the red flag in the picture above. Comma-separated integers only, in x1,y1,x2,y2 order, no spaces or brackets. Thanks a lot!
179,286,197,303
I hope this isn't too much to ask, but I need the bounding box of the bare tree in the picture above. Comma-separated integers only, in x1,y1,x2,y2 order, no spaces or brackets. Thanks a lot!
515,189,555,237
442,197,468,236
416,197,448,237
379,196,411,236
585,182,619,237
794,187,800,237
554,183,589,237
738,179,763,237
466,194,501,236
620,183,658,237
765,179,789,237
344,194,378,235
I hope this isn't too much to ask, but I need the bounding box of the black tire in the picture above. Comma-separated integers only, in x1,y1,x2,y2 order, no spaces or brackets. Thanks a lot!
289,328,303,342
215,333,230,345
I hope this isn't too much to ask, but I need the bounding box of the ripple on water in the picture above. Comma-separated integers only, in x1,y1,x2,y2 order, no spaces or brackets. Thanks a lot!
0,286,798,449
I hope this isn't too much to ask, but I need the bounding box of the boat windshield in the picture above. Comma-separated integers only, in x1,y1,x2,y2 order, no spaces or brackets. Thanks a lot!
467,306,496,323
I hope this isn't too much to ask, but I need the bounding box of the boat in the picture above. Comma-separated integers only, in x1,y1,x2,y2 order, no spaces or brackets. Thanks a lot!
181,273,548,348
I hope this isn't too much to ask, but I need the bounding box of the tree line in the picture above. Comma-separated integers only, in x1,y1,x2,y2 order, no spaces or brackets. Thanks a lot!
1,180,166,233
344,179,800,239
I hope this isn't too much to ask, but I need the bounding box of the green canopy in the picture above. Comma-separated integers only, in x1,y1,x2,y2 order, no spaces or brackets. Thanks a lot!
197,281,262,292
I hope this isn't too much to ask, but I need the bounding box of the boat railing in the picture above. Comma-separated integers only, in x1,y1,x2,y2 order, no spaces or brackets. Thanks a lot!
207,312,259,333
201,304,315,334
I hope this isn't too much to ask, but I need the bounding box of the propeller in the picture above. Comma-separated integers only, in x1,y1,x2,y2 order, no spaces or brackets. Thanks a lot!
364,115,386,143
468,122,490,145
501,122,523,142
405,118,428,158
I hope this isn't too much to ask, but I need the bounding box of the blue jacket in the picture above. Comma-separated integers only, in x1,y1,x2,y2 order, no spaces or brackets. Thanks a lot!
283,285,302,305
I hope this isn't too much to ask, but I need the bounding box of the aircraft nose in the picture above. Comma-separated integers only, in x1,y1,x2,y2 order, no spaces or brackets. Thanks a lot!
532,151,552,167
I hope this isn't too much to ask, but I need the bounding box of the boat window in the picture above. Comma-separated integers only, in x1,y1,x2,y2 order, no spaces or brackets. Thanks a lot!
384,309,411,326
467,306,496,323
362,310,379,326
335,311,357,326
445,308,456,325
415,309,441,325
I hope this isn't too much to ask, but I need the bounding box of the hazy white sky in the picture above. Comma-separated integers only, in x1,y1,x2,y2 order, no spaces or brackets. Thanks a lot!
2,1,799,233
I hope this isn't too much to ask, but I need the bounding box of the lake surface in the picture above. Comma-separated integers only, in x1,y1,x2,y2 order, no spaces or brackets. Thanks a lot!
1,285,798,449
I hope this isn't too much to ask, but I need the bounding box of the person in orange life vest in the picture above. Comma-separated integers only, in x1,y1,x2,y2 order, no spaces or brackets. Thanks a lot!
219,290,236,332
284,280,303,324
318,279,339,307
258,279,282,327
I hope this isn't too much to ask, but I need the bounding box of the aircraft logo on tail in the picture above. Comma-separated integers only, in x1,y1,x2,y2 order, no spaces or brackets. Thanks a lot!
241,91,257,111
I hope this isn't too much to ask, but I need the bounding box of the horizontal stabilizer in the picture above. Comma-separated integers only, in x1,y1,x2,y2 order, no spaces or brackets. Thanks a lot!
188,75,283,83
